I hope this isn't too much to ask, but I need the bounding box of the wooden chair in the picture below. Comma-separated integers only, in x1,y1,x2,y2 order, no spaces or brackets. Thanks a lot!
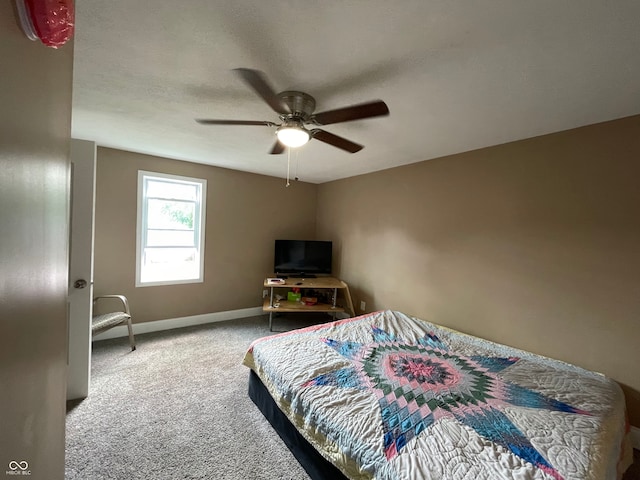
92,295,136,351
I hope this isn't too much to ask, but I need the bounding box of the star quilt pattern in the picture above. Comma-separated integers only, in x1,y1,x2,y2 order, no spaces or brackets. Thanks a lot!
303,326,588,479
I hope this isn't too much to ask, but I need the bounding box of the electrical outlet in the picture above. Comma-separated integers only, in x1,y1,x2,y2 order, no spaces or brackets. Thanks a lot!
360,301,366,311
263,289,269,298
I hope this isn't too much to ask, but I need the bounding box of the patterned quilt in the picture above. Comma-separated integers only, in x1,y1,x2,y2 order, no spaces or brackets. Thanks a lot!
243,310,632,480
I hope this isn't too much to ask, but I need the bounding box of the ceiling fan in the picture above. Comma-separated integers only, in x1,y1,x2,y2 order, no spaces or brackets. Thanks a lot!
196,68,389,154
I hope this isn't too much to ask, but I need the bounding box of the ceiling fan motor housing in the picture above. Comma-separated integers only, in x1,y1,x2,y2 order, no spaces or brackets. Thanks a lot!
278,91,316,121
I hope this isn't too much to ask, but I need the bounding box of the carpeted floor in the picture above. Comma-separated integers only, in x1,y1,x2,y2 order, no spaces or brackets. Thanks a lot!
66,314,321,480
66,313,640,480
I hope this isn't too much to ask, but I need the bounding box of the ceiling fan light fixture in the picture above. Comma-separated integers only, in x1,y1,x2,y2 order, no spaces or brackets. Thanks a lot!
277,126,310,148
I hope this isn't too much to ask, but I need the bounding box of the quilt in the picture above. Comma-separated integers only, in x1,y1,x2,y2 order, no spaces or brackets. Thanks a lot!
243,310,631,480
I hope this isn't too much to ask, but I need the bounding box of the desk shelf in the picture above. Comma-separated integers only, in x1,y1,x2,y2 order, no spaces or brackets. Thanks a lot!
263,298,345,313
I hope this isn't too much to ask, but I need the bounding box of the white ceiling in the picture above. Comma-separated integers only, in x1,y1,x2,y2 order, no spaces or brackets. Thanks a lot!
72,1,640,184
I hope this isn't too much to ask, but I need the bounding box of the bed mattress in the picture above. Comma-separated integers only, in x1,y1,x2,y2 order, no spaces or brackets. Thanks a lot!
243,310,632,480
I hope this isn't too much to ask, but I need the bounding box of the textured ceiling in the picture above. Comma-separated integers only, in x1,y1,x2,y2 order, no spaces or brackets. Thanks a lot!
72,1,640,184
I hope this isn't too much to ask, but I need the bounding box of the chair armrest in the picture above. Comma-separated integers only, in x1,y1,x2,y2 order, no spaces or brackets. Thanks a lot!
93,295,131,315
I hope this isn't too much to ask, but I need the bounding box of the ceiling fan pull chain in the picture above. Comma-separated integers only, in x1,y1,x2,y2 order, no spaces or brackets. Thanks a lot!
294,149,299,181
286,147,291,187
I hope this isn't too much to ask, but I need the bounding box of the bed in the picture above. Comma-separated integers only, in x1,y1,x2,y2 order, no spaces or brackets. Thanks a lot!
243,310,632,480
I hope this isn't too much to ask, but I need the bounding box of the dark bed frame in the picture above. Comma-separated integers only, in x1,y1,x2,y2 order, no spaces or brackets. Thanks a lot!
248,370,349,480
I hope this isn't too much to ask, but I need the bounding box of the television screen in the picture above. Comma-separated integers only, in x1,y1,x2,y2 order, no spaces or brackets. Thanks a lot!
274,240,332,276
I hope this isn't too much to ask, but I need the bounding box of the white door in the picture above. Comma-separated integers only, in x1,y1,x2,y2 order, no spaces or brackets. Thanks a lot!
67,140,97,400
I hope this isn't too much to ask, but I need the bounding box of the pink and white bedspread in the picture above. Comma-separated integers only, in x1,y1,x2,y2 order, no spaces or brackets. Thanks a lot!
243,310,632,480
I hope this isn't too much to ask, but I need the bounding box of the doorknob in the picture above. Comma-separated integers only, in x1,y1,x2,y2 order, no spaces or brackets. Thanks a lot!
74,279,88,289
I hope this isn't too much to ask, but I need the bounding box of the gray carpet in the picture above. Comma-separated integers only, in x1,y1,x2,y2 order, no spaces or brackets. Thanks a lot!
66,314,324,480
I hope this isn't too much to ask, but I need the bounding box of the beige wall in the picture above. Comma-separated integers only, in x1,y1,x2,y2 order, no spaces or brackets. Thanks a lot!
317,115,640,425
0,4,74,479
94,148,318,323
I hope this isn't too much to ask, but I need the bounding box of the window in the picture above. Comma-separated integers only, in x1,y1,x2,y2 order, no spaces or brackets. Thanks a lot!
136,171,206,286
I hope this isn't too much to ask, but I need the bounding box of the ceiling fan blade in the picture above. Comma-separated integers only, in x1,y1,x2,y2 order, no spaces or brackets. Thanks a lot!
196,119,276,126
270,140,285,154
311,100,389,125
233,68,290,115
310,129,363,153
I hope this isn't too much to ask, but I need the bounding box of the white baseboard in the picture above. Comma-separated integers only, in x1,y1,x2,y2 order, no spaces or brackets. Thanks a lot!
631,425,640,451
92,306,264,341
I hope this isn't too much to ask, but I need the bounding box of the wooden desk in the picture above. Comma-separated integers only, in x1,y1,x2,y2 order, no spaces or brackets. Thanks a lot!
263,276,355,331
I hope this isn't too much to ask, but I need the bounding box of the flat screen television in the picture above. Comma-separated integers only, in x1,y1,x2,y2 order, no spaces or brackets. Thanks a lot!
274,240,332,277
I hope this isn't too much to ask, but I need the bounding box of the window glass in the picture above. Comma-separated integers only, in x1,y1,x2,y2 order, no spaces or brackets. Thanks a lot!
136,171,206,286
147,199,195,230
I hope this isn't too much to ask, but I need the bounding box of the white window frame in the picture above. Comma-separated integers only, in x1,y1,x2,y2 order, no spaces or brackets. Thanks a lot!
136,170,207,287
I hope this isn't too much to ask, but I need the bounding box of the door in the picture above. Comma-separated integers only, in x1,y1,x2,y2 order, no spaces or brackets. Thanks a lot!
67,140,97,400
